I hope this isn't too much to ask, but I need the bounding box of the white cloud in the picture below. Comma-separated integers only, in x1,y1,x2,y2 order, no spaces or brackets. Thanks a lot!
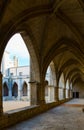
5,33,29,58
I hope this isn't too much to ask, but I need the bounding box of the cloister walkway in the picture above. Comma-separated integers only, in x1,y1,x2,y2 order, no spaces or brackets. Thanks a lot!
6,99,84,130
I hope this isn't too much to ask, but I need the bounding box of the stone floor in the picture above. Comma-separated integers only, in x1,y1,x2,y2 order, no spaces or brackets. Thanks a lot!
6,99,84,130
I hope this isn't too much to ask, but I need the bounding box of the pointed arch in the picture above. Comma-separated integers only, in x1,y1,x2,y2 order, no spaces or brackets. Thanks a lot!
21,31,40,82
59,73,65,88
45,61,56,102
3,82,9,96
66,79,69,89
22,82,27,96
45,61,56,86
43,37,83,79
12,82,18,97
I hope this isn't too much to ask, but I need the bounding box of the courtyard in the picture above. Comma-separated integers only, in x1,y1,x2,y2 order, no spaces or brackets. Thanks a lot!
3,101,30,113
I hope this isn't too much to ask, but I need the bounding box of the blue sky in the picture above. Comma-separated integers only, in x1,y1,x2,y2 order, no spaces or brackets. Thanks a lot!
5,33,30,66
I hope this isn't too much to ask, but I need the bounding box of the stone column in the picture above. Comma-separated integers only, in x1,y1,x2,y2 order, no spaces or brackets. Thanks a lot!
18,86,22,100
68,89,70,99
9,89,12,99
0,72,3,114
54,87,56,101
18,78,22,100
48,86,51,102
29,81,38,105
70,90,73,98
18,90,22,100
66,88,68,99
27,84,30,101
48,86,54,102
8,77,12,100
55,87,59,101
63,88,66,99
37,82,45,105
29,58,40,105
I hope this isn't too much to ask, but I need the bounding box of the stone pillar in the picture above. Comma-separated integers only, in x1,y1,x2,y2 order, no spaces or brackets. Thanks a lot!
55,87,59,101
38,82,45,105
9,89,12,99
0,72,3,114
68,89,70,98
8,77,12,100
29,58,41,105
35,80,46,105
18,85,21,100
18,78,22,100
29,81,38,105
63,88,66,99
27,84,30,101
48,86,54,102
54,87,56,101
66,89,68,98
18,90,21,100
70,90,73,98
48,86,52,102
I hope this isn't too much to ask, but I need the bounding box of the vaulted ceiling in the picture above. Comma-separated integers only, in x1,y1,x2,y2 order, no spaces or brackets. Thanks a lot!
0,0,84,85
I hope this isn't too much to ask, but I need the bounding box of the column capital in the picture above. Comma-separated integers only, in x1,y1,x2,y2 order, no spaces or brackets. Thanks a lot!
29,80,40,85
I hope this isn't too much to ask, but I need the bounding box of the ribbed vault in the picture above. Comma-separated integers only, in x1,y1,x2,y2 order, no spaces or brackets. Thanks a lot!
0,0,84,85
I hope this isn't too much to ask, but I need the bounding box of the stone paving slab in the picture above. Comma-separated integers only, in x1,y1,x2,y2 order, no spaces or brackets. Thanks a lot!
5,99,84,130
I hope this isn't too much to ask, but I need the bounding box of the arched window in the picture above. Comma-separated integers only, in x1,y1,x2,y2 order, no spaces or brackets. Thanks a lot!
3,82,9,96
12,82,18,97
22,82,27,96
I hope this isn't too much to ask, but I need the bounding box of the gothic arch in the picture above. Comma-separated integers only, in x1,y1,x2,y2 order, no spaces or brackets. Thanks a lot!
45,61,56,86
42,37,84,79
21,31,40,82
12,82,18,97
3,82,9,96
57,58,80,82
22,82,27,96
59,73,65,88
0,30,40,82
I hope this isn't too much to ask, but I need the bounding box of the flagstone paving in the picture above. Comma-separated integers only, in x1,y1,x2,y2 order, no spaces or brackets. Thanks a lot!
6,99,84,130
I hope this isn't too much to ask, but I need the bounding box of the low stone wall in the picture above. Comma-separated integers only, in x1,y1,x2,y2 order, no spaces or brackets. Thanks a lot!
0,99,71,129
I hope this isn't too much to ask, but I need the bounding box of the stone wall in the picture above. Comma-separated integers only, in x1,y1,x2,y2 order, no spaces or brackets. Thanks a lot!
73,81,84,98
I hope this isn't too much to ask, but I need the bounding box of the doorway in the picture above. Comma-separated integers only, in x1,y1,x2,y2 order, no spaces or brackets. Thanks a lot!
73,92,79,98
76,92,79,98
